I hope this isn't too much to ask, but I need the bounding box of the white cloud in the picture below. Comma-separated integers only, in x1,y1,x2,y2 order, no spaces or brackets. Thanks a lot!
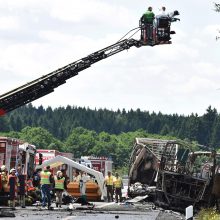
0,16,19,30
0,0,49,9
203,24,220,37
0,0,219,116
50,0,136,28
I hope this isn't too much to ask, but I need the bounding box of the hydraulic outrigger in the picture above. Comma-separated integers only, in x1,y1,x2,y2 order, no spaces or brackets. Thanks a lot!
0,11,180,116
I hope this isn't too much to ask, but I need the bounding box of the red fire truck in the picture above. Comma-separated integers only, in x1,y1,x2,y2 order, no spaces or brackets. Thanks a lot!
0,137,37,204
0,137,20,171
35,149,73,165
80,156,113,177
0,137,36,176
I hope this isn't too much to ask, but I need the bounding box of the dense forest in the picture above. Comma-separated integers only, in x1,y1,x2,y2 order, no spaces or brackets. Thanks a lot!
0,126,173,170
0,104,220,171
0,104,220,148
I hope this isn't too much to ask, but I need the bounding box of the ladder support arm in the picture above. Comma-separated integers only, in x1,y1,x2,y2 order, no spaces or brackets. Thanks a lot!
0,39,141,114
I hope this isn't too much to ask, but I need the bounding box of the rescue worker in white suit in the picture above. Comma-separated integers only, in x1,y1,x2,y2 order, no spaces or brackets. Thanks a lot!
79,171,90,205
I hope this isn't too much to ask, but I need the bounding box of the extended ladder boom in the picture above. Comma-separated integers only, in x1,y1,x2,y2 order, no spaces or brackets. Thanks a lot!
0,39,141,114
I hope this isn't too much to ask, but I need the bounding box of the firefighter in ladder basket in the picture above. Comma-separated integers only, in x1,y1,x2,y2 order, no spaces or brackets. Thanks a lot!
140,6,155,44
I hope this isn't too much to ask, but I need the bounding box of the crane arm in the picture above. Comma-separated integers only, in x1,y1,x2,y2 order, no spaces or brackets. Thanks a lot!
0,39,141,115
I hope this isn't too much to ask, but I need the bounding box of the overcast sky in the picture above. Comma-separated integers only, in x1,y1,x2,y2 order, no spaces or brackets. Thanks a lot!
0,0,219,116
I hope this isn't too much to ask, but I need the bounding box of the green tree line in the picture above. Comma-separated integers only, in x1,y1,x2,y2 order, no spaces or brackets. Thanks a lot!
0,104,220,148
0,126,174,169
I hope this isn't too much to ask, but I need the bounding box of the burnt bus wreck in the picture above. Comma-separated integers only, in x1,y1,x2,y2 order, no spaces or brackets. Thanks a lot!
128,138,169,197
128,138,220,212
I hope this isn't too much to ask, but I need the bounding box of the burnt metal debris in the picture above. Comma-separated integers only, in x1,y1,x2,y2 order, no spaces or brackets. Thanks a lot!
128,138,220,212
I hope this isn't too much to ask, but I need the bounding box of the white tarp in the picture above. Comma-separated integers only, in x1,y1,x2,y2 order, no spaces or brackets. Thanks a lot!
36,155,106,197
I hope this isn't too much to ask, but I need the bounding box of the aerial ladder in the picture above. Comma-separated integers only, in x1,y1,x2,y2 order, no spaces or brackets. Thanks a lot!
0,11,180,116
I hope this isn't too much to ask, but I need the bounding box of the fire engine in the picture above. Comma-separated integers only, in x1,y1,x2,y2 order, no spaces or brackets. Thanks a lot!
0,137,19,172
0,137,36,176
0,137,36,204
80,156,113,177
35,149,73,165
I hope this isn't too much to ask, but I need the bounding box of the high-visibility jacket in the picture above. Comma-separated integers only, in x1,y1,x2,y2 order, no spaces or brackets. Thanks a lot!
113,177,122,188
54,177,65,190
40,171,51,185
105,175,114,186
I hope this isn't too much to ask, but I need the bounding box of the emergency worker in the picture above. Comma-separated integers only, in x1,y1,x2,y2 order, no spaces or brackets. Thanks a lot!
16,166,26,208
40,165,52,209
159,6,166,16
156,6,167,24
104,171,114,202
73,170,81,182
141,6,155,41
54,170,66,208
0,165,8,192
27,178,35,192
33,169,41,189
8,168,17,209
61,168,70,185
113,172,123,203
27,178,39,204
142,6,155,23
79,171,90,205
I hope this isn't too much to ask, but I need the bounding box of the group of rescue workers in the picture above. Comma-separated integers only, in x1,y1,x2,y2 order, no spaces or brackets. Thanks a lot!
0,165,68,210
141,6,167,42
103,171,124,203
0,164,124,210
72,169,124,203
141,6,179,43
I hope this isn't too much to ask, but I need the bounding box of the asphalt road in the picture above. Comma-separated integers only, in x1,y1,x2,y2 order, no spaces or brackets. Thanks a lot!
0,202,184,220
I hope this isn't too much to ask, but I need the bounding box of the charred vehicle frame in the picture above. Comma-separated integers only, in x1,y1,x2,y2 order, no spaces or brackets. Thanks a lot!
128,138,220,212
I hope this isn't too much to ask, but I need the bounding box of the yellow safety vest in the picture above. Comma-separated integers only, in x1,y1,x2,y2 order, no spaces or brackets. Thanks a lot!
55,177,65,190
114,177,122,188
105,176,114,186
40,171,51,185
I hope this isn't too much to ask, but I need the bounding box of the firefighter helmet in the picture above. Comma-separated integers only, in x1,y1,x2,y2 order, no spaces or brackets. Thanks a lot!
10,168,16,173
1,165,6,171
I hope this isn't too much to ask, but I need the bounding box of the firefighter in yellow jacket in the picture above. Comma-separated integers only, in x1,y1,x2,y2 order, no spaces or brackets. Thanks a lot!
104,171,114,202
54,170,66,208
40,166,52,209
113,172,123,203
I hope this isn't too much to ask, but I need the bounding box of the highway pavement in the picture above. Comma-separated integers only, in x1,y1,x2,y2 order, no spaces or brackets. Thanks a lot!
0,201,184,220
